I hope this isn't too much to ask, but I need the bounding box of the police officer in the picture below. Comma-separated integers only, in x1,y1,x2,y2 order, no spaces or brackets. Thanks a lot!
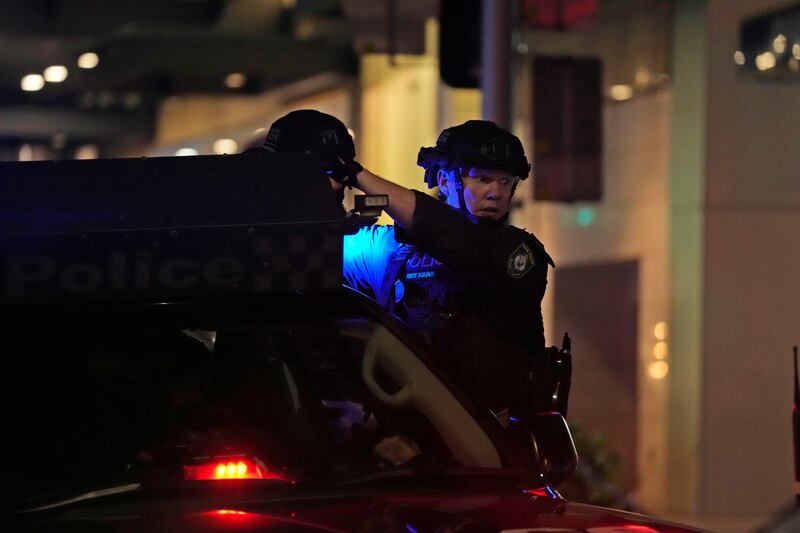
259,109,354,209
336,120,555,417
264,112,555,418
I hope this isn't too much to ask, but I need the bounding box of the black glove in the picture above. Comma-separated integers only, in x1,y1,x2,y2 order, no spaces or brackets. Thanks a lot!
323,156,363,189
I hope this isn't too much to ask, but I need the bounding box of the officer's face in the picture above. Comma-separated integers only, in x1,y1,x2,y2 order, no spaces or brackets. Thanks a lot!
439,167,515,221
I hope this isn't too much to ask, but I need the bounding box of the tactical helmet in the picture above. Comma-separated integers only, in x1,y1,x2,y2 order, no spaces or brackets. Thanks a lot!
263,109,355,159
417,120,530,189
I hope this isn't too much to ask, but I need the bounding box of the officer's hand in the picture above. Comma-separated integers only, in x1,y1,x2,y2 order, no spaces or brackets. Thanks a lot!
323,156,363,189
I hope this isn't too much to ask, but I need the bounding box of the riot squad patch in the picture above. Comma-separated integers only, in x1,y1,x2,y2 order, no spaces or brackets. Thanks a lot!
507,243,536,279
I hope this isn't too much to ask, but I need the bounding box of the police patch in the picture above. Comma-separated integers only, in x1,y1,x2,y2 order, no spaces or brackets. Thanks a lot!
507,243,535,279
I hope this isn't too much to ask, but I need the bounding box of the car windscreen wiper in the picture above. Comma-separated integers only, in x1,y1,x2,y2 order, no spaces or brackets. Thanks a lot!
14,483,141,515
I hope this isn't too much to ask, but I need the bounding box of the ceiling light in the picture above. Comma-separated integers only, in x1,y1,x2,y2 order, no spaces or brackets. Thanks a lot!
77,52,99,69
773,34,787,54
755,51,776,71
212,139,238,155
43,65,68,83
175,148,199,156
609,84,633,101
733,51,745,65
793,43,800,60
224,73,247,89
21,74,45,92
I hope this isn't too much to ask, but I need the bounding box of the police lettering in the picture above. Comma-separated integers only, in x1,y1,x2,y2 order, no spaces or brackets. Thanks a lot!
406,255,441,270
3,252,247,297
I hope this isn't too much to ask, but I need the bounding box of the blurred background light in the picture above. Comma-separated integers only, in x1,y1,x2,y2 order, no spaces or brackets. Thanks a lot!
75,144,99,160
212,138,238,154
576,207,596,227
653,341,668,360
634,69,651,86
773,34,787,54
755,51,776,71
793,43,800,60
123,92,142,109
21,74,45,92
175,148,199,156
18,144,33,161
654,321,668,340
224,73,247,89
609,84,633,101
77,52,99,69
734,50,745,65
43,65,68,83
96,92,114,108
648,361,669,380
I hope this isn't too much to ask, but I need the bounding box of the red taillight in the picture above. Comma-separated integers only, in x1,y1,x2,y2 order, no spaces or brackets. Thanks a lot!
523,487,553,498
183,458,289,482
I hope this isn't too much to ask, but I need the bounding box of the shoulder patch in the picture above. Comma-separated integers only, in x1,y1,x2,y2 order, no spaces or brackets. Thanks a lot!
515,227,555,268
507,242,536,279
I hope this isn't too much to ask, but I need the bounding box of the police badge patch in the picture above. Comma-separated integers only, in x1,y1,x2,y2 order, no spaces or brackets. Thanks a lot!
507,243,535,279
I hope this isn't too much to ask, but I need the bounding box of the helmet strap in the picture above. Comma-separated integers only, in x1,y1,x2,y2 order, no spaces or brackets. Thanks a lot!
453,168,470,218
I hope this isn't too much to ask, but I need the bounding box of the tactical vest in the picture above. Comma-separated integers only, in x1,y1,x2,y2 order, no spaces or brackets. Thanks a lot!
377,245,468,340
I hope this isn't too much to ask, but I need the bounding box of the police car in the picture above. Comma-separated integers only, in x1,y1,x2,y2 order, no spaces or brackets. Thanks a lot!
1,151,705,532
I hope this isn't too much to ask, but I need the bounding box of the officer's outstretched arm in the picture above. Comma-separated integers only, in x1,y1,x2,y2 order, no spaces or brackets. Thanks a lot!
353,168,416,229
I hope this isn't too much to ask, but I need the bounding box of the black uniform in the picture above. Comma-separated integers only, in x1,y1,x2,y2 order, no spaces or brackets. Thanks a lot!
345,191,554,413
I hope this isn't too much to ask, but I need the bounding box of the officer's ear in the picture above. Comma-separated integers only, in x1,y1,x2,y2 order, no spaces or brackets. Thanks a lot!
436,169,451,198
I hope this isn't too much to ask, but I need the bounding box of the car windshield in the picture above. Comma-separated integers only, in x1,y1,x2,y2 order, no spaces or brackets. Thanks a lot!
3,299,507,513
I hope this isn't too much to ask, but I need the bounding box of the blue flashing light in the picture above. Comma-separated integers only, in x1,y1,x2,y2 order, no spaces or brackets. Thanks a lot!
405,524,420,533
509,416,520,422
343,226,400,295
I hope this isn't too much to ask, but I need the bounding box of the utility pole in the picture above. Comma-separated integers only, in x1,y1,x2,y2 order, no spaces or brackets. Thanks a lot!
481,0,512,128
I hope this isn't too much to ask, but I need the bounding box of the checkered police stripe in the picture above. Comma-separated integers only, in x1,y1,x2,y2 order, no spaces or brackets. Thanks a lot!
253,230,342,292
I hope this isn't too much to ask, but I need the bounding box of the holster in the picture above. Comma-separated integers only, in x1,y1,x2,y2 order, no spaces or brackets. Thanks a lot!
528,338,572,418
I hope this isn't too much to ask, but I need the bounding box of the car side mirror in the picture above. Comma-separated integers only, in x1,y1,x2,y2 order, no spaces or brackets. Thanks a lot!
509,413,577,487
